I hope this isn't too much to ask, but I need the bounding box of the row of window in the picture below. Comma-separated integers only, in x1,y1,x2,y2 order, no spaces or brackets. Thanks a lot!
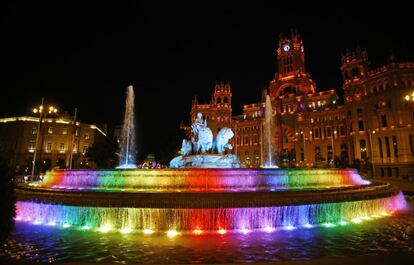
298,125,346,139
235,125,260,132
28,142,88,155
31,126,89,139
235,134,260,146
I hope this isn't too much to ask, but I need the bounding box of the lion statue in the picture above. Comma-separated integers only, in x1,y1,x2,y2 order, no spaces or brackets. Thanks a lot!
215,127,234,154
195,127,213,153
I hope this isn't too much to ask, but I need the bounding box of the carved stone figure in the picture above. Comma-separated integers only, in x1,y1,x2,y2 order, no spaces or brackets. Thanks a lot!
197,127,213,153
215,127,234,154
181,139,192,156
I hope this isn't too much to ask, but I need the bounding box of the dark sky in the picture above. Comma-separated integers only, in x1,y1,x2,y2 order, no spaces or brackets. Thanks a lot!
1,2,414,162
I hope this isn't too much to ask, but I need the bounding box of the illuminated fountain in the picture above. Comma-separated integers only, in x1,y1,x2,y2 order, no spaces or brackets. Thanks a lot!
117,85,137,169
14,97,409,236
262,95,278,168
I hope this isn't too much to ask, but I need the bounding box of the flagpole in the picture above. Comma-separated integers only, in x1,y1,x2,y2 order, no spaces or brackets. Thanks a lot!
69,108,77,169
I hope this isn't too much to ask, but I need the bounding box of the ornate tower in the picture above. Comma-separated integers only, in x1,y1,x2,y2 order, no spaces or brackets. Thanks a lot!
340,47,370,102
277,31,306,77
269,31,316,98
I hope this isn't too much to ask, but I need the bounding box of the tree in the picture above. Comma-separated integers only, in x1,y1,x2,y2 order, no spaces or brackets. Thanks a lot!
86,137,118,168
0,149,15,244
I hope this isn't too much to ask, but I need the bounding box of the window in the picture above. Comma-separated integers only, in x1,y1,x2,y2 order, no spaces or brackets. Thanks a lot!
392,136,398,158
387,168,392,177
60,143,65,153
28,141,35,152
300,148,304,162
358,120,364,131
327,127,332,138
395,167,399,177
357,108,363,115
223,97,228,104
46,142,52,152
32,127,37,135
236,137,240,146
352,67,360,77
380,168,384,177
84,132,90,140
378,138,383,158
410,134,414,154
62,126,67,135
244,135,250,145
385,137,391,158
360,139,367,160
340,125,346,136
253,134,258,144
48,126,53,134
82,145,88,155
381,114,387,127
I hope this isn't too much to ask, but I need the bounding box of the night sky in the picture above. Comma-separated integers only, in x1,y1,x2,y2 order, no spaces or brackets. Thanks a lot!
1,2,414,162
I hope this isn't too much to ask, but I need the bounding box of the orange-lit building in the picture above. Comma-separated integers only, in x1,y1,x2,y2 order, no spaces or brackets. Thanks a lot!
189,32,414,179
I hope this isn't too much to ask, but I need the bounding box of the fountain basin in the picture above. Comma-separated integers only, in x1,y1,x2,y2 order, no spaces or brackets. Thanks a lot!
15,168,408,233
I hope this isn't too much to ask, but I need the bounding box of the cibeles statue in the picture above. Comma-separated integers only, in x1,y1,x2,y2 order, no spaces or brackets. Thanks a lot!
170,112,242,168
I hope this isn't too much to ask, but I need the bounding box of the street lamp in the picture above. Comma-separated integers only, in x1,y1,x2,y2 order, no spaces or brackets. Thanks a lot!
404,92,414,102
368,129,376,177
330,129,337,167
30,100,58,181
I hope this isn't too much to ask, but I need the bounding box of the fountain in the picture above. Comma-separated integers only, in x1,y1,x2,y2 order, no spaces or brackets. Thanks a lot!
117,85,137,169
262,95,278,168
14,95,409,236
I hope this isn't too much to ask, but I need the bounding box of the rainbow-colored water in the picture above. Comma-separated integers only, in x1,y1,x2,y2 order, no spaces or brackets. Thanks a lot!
15,192,407,235
34,168,370,192
16,168,408,235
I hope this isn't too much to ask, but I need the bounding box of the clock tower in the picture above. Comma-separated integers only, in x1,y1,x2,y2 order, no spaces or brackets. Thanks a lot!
277,31,305,77
269,31,316,98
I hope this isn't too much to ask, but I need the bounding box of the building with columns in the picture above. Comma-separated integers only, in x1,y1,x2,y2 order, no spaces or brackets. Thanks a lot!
188,31,414,179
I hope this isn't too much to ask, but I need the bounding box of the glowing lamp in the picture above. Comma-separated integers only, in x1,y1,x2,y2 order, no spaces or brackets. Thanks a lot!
351,218,362,224
263,226,275,233
218,229,227,235
284,225,296,230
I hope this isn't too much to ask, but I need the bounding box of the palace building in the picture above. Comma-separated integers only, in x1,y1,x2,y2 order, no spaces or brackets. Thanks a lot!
189,32,414,179
0,114,107,174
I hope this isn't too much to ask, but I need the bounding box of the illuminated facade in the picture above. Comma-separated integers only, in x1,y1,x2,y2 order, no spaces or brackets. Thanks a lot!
190,32,414,179
0,115,107,173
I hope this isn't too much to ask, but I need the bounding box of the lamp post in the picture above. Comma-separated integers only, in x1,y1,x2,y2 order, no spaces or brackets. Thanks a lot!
368,129,376,177
331,128,337,167
31,98,44,181
31,102,58,181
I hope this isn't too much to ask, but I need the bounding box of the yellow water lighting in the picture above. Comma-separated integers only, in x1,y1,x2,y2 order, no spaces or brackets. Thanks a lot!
361,216,371,220
167,230,179,238
218,229,227,235
351,218,362,224
99,225,111,233
120,228,133,234
143,229,154,235
371,214,381,218
193,229,203,235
